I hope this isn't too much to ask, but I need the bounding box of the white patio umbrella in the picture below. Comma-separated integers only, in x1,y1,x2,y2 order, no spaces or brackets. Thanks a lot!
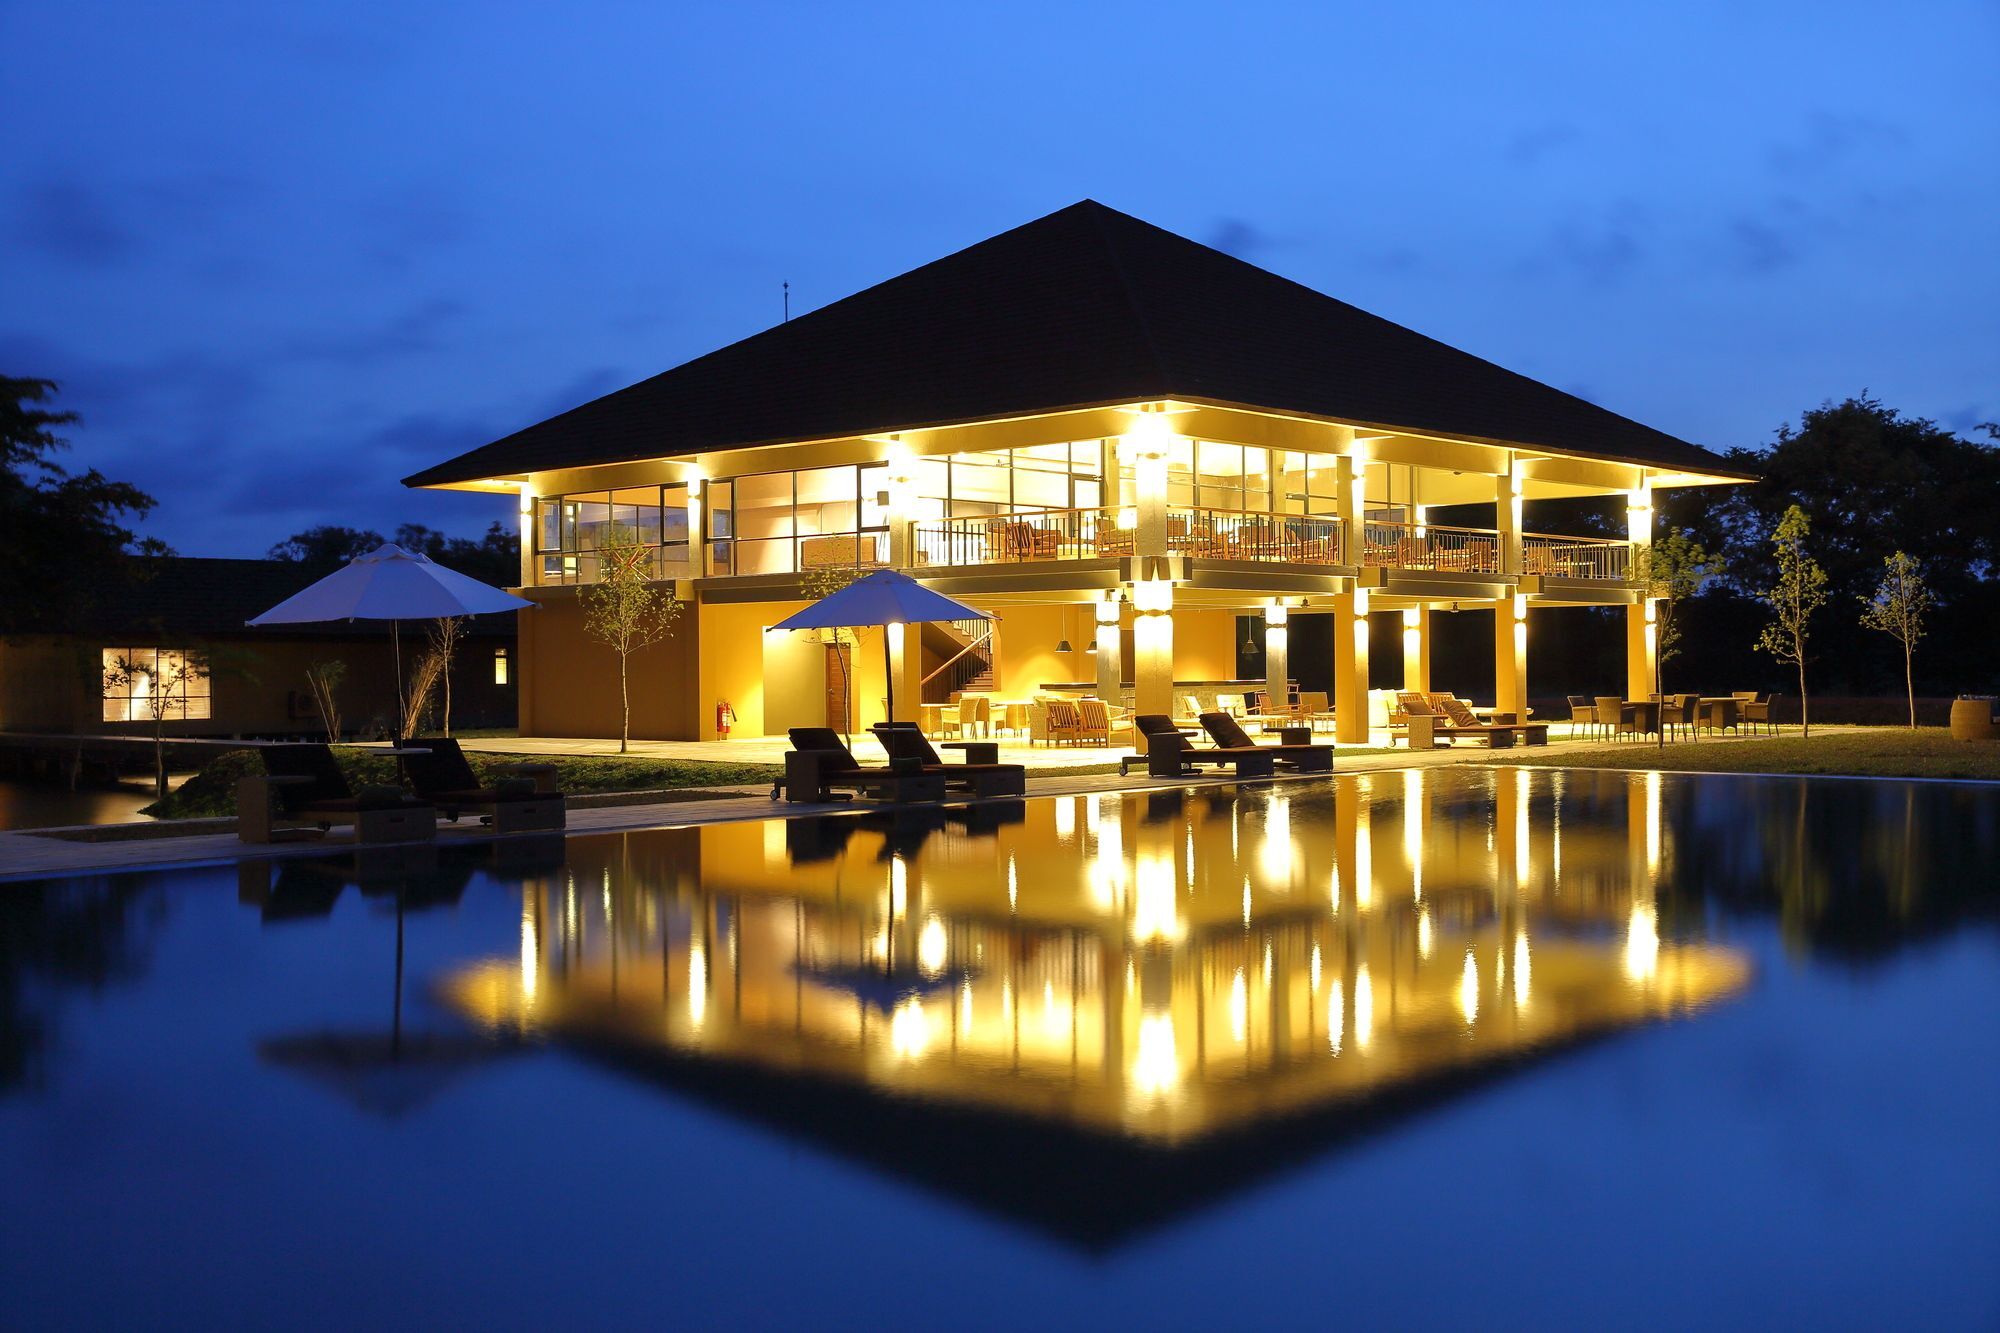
248,543,532,733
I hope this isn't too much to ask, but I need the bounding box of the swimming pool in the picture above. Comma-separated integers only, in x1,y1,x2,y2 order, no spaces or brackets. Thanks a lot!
3,768,1995,1328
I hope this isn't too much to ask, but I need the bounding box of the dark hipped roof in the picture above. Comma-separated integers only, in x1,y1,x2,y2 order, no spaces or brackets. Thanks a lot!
405,200,1741,488
83,558,513,641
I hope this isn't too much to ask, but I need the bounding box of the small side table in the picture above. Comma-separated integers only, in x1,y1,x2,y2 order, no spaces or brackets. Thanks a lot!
940,741,999,764
1406,715,1438,749
1275,726,1312,746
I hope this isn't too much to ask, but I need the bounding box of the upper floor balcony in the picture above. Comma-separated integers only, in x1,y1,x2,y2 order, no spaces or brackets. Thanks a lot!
528,505,1633,589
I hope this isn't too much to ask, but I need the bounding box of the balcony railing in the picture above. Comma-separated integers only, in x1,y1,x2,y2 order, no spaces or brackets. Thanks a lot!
910,507,1348,567
911,508,1125,566
537,542,693,585
1168,507,1344,564
1523,533,1633,582
1360,520,1501,575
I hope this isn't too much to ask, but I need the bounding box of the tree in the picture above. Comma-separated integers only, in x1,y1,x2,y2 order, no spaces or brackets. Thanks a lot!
1756,505,1828,736
798,564,862,741
1859,551,1931,729
304,659,346,741
393,521,521,589
265,524,384,574
580,525,682,753
1636,527,1725,690
1,377,167,636
426,616,466,736
101,648,209,798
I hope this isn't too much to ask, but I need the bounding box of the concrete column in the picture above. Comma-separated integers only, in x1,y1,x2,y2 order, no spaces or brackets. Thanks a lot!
517,485,536,588
1132,579,1174,718
885,444,915,570
1128,412,1171,560
887,621,922,724
1625,480,1656,698
688,474,709,578
1494,594,1527,722
1334,451,1370,743
1263,602,1289,711
1496,458,1523,576
1400,607,1430,693
1093,596,1123,701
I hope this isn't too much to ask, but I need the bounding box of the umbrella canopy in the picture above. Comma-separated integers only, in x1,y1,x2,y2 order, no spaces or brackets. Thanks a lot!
768,569,987,632
247,542,531,625
770,570,990,725
247,543,531,737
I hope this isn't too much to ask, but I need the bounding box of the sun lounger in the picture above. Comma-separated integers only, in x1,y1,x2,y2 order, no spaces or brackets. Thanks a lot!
402,736,566,832
870,722,1027,797
780,727,947,803
238,743,435,844
1122,714,1276,779
1199,711,1335,772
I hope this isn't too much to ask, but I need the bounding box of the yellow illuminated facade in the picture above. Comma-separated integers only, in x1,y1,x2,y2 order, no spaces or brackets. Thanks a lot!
445,769,1748,1146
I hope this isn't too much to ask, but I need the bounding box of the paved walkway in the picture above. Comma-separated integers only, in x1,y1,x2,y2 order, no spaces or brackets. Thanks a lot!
0,725,1854,883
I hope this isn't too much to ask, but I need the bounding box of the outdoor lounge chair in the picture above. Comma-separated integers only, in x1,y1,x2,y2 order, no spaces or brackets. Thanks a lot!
1199,712,1334,772
870,722,1027,797
238,743,435,845
1120,714,1276,779
1436,697,1550,746
402,736,566,832
1567,695,1601,740
779,727,947,804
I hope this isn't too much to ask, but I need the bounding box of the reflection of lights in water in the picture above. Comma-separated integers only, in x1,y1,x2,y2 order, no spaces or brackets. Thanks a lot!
519,894,538,1005
1133,1012,1179,1095
1417,906,1434,958
1001,977,1013,1023
1040,980,1071,1039
960,980,973,1028
1644,771,1663,879
1230,968,1248,1043
1132,852,1181,941
1007,855,1017,911
1514,931,1532,1009
1356,806,1373,910
688,939,707,1028
1459,949,1479,1025
1310,942,1322,991
1092,810,1125,908
891,997,930,1058
1242,879,1252,926
1330,862,1341,915
1085,794,1101,838
1054,797,1076,840
1259,796,1291,883
1403,768,1423,899
1354,964,1374,1050
917,915,948,977
1263,940,1272,984
1329,977,1345,1054
1625,903,1659,980
889,856,907,915
1551,774,1564,889
1515,768,1531,886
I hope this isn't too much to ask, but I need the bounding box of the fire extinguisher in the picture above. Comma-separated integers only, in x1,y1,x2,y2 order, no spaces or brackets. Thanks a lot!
715,699,736,738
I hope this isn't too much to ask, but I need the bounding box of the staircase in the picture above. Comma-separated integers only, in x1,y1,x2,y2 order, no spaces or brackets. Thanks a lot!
921,618,997,703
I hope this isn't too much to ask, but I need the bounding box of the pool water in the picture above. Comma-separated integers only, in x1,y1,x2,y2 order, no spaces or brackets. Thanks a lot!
2,768,1996,1328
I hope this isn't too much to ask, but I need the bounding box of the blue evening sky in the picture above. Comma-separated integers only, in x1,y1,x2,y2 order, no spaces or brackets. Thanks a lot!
4,0,1995,556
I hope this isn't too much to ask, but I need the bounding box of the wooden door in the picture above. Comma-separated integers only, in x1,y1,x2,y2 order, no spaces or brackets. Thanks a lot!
824,644,853,731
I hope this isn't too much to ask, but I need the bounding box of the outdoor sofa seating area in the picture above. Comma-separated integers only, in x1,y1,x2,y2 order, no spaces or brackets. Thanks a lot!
237,740,567,844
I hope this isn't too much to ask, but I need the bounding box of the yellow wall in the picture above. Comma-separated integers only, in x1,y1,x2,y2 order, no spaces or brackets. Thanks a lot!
521,591,700,740
1173,609,1239,681
991,603,1091,697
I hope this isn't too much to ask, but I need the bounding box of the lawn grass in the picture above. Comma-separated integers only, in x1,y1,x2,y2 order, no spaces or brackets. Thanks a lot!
1469,727,2000,781
142,747,783,820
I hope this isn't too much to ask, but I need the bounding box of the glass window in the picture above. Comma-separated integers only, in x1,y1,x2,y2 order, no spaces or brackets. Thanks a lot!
534,484,689,583
493,647,510,685
101,648,211,722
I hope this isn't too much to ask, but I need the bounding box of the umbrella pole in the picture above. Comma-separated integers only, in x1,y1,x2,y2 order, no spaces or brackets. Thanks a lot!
883,625,894,727
392,618,404,740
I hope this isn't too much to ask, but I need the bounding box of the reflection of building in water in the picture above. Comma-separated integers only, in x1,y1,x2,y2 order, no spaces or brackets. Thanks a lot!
445,773,1746,1147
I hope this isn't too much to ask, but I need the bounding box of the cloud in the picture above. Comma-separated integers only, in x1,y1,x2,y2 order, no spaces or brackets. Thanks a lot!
1722,216,1799,274
9,178,137,266
1206,216,1278,261
1767,112,1909,177
1525,202,1649,286
281,297,467,365
1505,124,1579,166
